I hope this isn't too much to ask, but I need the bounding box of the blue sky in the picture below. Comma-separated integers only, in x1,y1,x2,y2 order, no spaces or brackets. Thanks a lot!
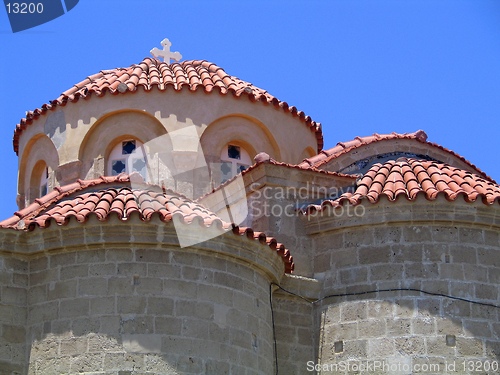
0,0,499,220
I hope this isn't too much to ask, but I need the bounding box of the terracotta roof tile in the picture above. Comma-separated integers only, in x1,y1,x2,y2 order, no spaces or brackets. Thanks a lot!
13,58,322,154
0,173,293,273
298,130,493,182
304,158,500,214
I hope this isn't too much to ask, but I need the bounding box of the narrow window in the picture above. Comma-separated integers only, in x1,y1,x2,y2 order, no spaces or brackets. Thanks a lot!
220,143,251,183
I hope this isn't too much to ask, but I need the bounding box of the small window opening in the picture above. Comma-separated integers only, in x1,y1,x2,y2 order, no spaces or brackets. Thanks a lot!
108,139,147,180
220,143,251,183
122,140,136,155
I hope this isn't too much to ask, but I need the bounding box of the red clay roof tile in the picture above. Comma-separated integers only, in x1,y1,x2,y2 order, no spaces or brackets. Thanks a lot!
13,58,322,154
0,173,293,273
298,130,493,182
304,158,500,214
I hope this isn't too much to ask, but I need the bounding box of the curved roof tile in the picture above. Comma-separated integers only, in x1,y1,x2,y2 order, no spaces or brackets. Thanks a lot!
0,173,293,273
13,58,323,154
298,130,493,182
304,158,500,214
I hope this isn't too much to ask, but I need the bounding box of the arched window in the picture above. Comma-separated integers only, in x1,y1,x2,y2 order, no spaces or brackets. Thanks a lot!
108,139,148,180
220,144,251,183
40,166,49,197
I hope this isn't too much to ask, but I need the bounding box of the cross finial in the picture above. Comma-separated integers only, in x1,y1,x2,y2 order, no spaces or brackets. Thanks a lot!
150,38,182,65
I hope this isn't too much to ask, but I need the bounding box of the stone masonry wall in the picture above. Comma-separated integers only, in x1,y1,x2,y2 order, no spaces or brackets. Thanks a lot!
313,222,500,374
272,294,315,374
25,245,275,375
0,254,28,375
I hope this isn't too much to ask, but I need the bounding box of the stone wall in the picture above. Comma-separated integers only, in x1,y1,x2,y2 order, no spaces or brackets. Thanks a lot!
0,254,28,374
307,198,500,373
272,294,315,374
0,215,286,375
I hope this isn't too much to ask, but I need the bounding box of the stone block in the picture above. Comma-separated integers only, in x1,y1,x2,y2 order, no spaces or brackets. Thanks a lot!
386,318,411,337
431,226,458,243
89,263,116,277
176,300,214,320
367,300,394,318
49,252,76,268
450,245,477,264
12,273,28,287
358,320,386,338
395,336,426,355
416,298,441,317
60,337,87,356
117,263,147,277
478,248,500,268
1,286,27,306
401,226,432,244
120,316,154,334
117,296,146,314
77,278,108,296
106,249,134,262
28,302,58,325
404,263,438,280
456,337,484,357
108,277,134,295
475,283,498,300
464,320,492,339
339,267,368,285
47,280,77,300
394,299,415,318
459,227,484,245
31,268,59,285
412,317,435,335
443,300,471,318
426,336,455,356
370,264,404,281
155,317,182,335
373,226,401,245
1,325,25,344
135,249,170,263
330,249,358,268
340,302,367,322
71,317,100,336
70,353,104,373
91,297,116,315
60,298,90,318
30,256,48,272
367,337,395,358
134,277,163,295
147,263,181,278
60,264,88,280
147,297,174,316
393,244,423,263
439,263,464,280
4,258,28,273
449,281,474,299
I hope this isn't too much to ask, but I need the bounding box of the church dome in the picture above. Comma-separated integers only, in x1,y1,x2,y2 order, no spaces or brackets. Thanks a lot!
14,58,323,153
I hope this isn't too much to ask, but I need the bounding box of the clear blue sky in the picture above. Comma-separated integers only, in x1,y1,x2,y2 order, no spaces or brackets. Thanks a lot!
0,0,499,220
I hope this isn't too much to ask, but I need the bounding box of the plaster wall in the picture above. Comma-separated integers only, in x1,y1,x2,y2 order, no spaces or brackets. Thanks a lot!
17,88,318,207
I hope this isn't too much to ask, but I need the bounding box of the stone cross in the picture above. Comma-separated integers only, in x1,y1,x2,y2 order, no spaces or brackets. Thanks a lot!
150,38,182,65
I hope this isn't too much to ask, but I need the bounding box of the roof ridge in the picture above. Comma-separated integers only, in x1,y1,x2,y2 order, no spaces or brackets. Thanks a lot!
298,130,494,183
302,158,500,215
